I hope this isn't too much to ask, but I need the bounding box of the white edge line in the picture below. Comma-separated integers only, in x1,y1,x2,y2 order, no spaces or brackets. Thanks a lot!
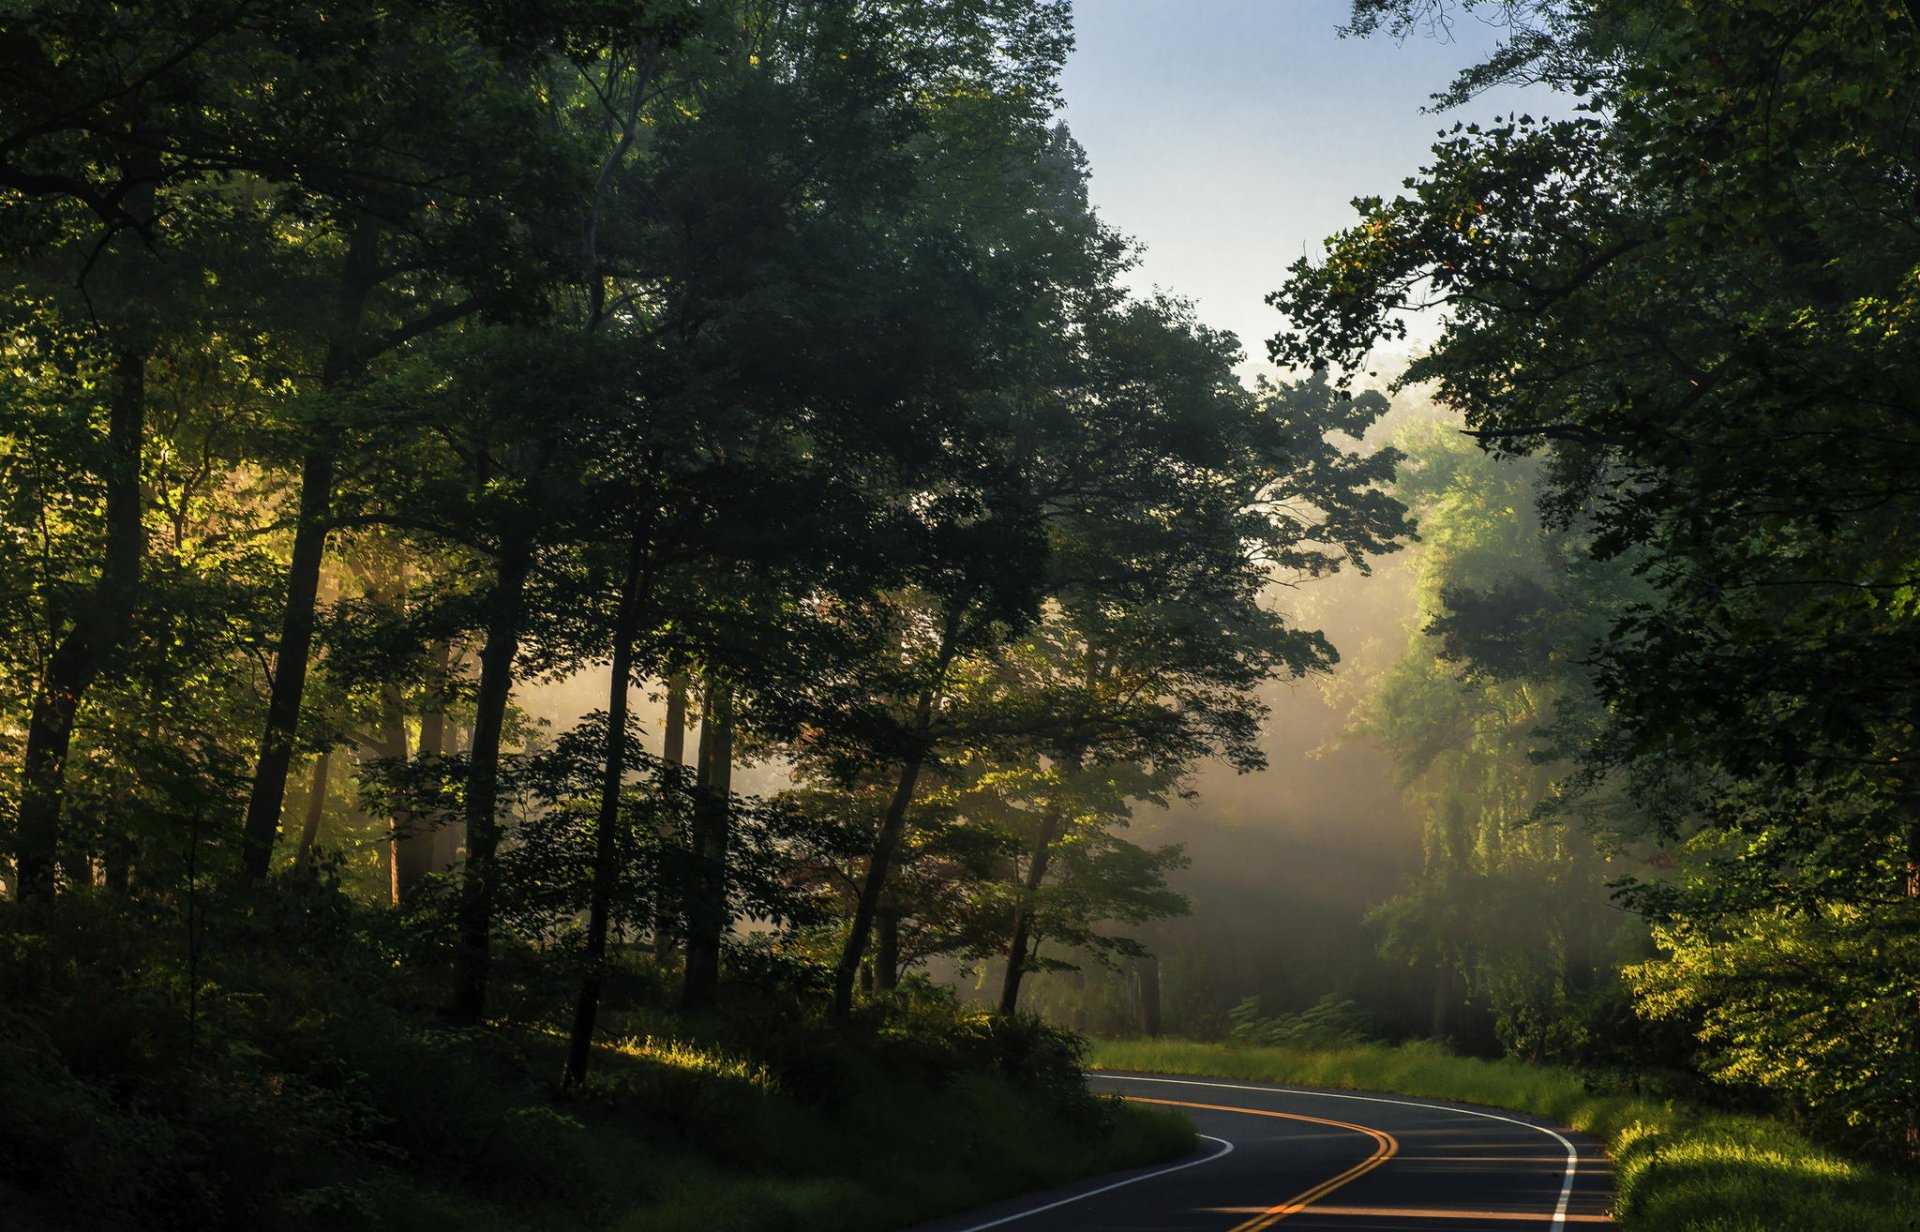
948,1133,1236,1232
1094,1074,1579,1231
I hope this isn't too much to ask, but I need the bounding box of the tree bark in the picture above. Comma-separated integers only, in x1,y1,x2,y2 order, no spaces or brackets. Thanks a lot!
998,751,1081,1017
832,692,935,1018
662,677,688,765
450,542,532,1025
373,682,435,904
1134,955,1162,1036
679,674,733,1010
563,536,651,1087
239,214,380,880
875,898,899,992
16,343,147,899
293,751,332,870
652,672,688,962
417,640,452,871
997,810,1062,1016
16,134,158,900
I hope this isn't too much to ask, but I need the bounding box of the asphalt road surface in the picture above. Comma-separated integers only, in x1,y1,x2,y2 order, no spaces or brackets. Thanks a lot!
903,1072,1614,1231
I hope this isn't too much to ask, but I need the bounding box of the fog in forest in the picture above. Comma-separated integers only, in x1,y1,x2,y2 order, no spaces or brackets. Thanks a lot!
506,395,1444,1043
1005,402,1447,1037
12,3,1918,1225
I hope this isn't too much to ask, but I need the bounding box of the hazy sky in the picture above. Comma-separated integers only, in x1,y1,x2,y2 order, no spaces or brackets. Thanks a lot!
1058,0,1533,379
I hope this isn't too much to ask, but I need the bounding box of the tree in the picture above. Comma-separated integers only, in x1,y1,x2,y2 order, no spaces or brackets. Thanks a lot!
1353,422,1636,1056
232,0,595,881
988,367,1410,1015
1279,0,1920,1151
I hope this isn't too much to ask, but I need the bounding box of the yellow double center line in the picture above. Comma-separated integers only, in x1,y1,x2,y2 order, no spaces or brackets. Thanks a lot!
1125,1097,1399,1232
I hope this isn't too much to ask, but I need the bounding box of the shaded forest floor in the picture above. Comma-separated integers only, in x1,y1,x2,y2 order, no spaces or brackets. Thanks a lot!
1091,1038,1920,1232
0,876,1190,1232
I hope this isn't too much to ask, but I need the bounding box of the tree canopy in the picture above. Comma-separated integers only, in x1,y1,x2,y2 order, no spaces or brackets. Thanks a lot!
1277,0,1920,1159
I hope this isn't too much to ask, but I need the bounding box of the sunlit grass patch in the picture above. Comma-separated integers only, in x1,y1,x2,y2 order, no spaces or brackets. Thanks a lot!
604,1033,779,1090
1088,1038,1920,1232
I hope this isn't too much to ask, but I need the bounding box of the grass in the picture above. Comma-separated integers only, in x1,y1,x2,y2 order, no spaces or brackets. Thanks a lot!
598,1065,1195,1232
1088,1038,1920,1232
546,1024,1196,1232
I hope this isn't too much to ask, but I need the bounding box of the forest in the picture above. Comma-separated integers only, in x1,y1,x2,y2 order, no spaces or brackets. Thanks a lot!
2,1,1916,1230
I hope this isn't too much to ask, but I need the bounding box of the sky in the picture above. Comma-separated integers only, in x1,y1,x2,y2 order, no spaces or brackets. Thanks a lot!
1057,0,1534,381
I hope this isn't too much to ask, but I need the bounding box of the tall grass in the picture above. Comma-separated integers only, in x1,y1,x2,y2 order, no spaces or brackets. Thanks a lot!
1089,1038,1920,1232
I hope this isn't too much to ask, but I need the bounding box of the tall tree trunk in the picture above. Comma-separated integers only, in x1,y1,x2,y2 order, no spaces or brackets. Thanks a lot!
372,684,435,904
416,641,452,871
652,673,688,962
662,677,688,765
997,811,1062,1017
450,543,532,1025
875,898,899,992
239,214,380,880
679,675,733,1010
17,343,148,899
832,694,935,1019
831,615,960,1019
1135,955,1162,1037
564,537,651,1087
998,751,1081,1017
17,137,158,900
1905,805,1920,1151
293,751,332,870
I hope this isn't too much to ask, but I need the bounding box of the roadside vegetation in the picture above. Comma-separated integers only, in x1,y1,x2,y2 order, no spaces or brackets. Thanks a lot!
0,3,1381,1227
8,0,1920,1226
1,885,1192,1232
1090,1037,1920,1232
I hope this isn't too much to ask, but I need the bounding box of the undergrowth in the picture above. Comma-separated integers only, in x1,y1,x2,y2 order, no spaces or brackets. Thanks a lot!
0,880,1191,1231
1089,1037,1920,1232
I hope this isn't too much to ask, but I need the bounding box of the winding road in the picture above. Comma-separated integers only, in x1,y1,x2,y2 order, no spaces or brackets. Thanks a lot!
904,1072,1615,1231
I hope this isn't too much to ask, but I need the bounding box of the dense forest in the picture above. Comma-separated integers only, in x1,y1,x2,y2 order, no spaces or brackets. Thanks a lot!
0,1,1409,1226
4,0,1918,1228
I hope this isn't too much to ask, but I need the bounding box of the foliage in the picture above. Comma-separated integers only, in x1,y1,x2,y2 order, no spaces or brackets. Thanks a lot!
1627,902,1920,1163
1345,420,1641,1062
1274,0,1920,1159
0,2,1412,1221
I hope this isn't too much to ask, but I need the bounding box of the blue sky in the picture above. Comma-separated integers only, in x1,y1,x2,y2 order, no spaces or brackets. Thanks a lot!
1057,0,1535,379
